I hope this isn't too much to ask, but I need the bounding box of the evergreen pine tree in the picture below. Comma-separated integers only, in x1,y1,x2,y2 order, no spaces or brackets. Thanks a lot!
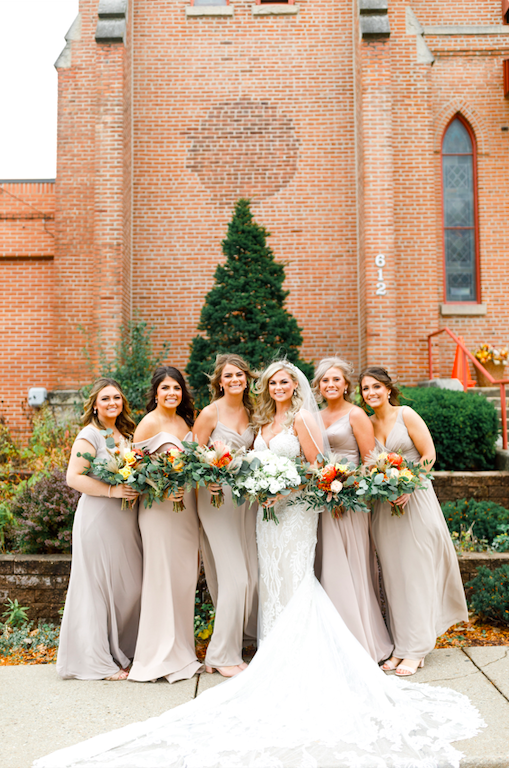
187,199,313,407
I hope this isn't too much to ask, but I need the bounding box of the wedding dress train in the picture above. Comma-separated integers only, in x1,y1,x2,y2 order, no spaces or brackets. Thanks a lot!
34,429,484,768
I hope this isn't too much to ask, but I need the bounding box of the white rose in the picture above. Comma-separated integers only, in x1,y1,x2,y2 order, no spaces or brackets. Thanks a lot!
330,480,343,493
388,467,400,479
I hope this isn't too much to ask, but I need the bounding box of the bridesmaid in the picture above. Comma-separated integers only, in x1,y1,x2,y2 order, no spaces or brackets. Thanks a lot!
360,366,468,676
128,366,202,684
194,353,257,677
314,357,393,663
57,378,142,680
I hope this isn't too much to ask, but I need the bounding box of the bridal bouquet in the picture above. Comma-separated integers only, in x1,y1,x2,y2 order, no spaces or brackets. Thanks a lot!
183,439,246,508
302,454,369,518
78,429,144,509
359,449,432,516
231,450,308,524
133,446,190,511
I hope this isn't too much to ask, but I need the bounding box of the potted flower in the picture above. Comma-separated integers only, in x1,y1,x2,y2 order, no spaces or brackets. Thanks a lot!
473,343,509,387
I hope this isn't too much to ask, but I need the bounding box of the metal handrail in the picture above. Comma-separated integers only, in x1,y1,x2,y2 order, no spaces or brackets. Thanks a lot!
427,326,509,450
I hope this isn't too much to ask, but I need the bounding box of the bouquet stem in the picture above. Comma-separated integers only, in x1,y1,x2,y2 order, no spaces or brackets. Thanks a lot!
172,500,185,513
391,503,405,517
211,489,224,509
331,505,344,519
262,507,280,524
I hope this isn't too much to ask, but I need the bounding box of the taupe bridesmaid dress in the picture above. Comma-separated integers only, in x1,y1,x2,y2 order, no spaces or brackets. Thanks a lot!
197,414,258,668
57,425,142,680
128,432,203,683
318,412,393,662
372,406,468,660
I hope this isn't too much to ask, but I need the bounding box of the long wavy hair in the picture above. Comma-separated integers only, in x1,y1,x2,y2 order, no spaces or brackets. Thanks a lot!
254,361,304,429
208,353,256,422
81,378,136,437
358,366,401,409
146,366,195,428
313,356,354,405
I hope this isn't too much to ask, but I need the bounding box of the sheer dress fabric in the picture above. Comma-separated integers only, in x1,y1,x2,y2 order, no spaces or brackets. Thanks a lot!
197,418,258,667
128,432,202,684
56,425,142,680
37,421,483,768
317,412,393,662
371,407,468,659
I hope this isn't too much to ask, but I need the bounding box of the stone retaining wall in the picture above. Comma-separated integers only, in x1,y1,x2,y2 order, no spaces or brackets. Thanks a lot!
0,554,71,623
1,551,508,625
433,471,509,509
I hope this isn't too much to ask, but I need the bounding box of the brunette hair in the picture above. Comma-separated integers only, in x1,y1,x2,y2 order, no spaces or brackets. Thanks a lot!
81,378,136,437
209,353,256,421
253,361,304,429
146,366,195,428
358,366,401,408
313,356,354,405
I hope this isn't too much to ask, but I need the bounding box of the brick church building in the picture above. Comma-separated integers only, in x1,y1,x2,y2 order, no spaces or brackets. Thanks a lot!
2,0,509,439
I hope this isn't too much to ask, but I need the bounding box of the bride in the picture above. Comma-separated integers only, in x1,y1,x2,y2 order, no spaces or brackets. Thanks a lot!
35,361,483,768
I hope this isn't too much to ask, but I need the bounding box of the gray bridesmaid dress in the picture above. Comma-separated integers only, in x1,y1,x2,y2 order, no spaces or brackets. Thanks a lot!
128,432,203,683
57,425,143,680
318,412,393,662
371,407,468,659
197,417,258,668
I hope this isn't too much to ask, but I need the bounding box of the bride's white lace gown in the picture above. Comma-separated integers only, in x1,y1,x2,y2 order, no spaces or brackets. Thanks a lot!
34,427,484,768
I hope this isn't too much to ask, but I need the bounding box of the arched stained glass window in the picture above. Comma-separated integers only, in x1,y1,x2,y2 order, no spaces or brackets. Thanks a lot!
442,116,479,303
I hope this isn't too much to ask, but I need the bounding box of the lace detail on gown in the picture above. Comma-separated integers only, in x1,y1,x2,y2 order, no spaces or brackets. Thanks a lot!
254,428,317,641
34,429,485,768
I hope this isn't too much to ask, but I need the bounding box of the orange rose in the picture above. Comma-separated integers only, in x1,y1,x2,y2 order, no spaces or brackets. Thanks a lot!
387,452,403,468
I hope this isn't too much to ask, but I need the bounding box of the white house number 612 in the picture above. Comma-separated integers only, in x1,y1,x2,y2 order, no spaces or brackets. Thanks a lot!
375,254,387,296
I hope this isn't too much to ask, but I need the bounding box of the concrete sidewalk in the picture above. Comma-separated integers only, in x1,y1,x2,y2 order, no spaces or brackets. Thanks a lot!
2,647,509,768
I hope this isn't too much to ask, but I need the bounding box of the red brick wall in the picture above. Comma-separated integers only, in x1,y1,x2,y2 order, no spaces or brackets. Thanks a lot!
130,0,360,375
0,182,55,439
3,0,509,440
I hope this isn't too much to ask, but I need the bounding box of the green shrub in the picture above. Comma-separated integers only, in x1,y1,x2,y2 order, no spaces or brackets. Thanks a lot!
0,620,60,655
466,565,509,626
82,320,170,423
12,469,79,554
401,387,498,470
441,499,509,544
492,524,509,553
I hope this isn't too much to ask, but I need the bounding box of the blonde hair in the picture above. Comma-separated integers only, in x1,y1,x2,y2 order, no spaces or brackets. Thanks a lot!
208,353,256,421
82,378,136,437
254,361,304,429
313,357,354,405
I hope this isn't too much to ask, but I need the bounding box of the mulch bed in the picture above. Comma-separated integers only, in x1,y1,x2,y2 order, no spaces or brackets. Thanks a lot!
435,618,509,648
1,621,508,666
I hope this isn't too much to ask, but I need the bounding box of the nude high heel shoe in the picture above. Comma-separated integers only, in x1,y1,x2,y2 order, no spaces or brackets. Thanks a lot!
395,659,424,677
205,664,243,677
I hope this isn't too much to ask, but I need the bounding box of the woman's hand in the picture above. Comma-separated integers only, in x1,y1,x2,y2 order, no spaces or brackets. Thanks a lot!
262,494,283,508
166,487,185,503
110,484,139,501
208,482,222,496
392,493,410,508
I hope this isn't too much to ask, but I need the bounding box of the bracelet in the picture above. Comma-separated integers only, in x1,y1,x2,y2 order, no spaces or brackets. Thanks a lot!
108,485,112,498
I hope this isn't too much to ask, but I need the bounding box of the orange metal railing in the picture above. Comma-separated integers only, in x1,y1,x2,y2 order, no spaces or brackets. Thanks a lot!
427,327,509,450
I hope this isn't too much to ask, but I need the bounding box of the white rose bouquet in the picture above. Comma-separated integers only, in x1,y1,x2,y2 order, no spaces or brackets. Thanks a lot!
231,450,307,524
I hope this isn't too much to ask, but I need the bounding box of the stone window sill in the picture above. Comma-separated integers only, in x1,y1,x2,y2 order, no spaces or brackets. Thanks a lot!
186,6,234,17
440,303,487,316
252,4,299,16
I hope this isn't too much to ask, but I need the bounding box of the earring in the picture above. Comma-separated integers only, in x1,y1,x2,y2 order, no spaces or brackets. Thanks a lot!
93,408,97,415
344,389,348,395
155,398,158,404
220,386,224,394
